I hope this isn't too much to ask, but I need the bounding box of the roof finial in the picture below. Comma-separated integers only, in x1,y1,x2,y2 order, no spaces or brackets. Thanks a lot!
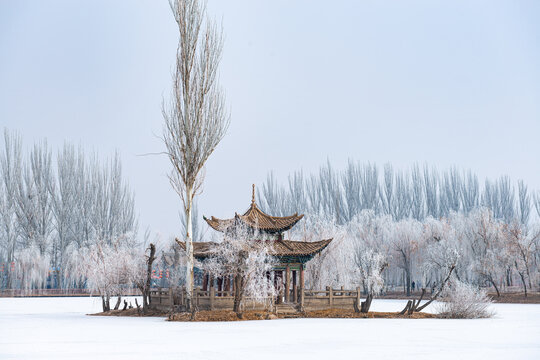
252,184,256,206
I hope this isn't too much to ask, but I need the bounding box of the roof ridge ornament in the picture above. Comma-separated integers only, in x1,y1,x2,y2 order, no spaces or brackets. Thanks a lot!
251,183,256,206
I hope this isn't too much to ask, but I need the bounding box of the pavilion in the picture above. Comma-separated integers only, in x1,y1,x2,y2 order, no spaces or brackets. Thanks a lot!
177,185,332,304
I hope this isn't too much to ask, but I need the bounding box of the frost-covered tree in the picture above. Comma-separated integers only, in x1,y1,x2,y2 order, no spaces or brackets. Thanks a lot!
465,208,506,297
74,235,138,312
391,218,423,296
16,141,55,258
199,225,276,316
14,244,50,291
399,229,459,314
258,172,285,217
353,248,387,313
51,144,81,288
91,152,136,245
162,0,229,311
504,221,538,296
134,242,157,312
0,129,22,289
296,214,350,289
516,180,531,225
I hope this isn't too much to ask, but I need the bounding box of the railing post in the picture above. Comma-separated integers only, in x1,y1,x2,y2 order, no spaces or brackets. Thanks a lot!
209,283,215,311
355,286,361,312
327,286,333,306
169,287,173,308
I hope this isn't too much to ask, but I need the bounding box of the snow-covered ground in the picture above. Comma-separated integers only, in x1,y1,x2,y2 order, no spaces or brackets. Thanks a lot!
1,297,539,360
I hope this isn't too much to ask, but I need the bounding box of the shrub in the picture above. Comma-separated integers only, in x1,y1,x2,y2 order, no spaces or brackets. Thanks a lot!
436,280,495,319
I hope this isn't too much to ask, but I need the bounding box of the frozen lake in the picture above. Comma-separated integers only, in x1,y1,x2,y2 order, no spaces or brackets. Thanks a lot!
0,297,539,359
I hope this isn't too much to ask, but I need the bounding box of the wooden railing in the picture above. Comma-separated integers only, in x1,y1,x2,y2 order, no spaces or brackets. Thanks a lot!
150,286,363,312
150,287,274,311
303,286,361,309
0,288,140,297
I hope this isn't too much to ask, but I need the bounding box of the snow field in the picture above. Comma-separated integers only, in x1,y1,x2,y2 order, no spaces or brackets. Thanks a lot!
0,297,539,360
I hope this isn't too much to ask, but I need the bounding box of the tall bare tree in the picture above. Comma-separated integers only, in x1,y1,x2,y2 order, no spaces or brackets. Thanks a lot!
0,129,22,289
163,0,229,311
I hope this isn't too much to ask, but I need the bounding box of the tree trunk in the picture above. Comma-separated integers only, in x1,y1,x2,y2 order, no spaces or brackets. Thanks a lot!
143,243,156,312
233,274,244,315
113,296,121,310
6,252,14,289
353,287,361,313
360,294,373,313
399,300,412,315
488,277,500,297
401,265,455,314
518,271,528,297
525,263,532,290
185,186,194,312
135,298,141,315
405,269,411,296
101,295,110,312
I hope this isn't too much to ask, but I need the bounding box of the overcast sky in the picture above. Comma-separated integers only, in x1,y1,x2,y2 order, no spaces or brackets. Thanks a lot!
1,0,539,237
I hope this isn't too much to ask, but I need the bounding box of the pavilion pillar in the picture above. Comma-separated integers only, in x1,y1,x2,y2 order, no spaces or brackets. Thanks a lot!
209,275,215,311
299,265,305,309
224,276,231,296
285,265,290,303
292,270,298,303
217,277,223,297
202,273,208,292
274,270,283,304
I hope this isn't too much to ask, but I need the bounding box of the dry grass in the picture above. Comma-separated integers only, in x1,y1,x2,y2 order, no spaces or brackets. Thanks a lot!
90,308,170,317
488,292,540,304
382,290,540,304
166,309,435,322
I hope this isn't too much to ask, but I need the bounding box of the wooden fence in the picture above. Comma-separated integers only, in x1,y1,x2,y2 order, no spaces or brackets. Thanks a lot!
150,287,274,311
150,286,362,312
0,288,140,298
303,286,361,310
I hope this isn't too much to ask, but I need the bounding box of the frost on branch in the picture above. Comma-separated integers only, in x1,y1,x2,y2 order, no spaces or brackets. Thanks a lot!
200,224,276,316
353,248,387,313
297,214,351,289
437,280,494,319
349,211,391,312
14,244,50,291
73,235,138,312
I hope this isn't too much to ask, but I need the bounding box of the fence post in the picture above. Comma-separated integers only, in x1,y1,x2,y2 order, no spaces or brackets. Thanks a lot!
355,287,361,312
209,284,215,311
327,286,333,306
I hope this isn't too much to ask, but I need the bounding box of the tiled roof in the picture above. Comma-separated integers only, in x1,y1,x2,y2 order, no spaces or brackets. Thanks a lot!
176,238,333,258
204,201,304,234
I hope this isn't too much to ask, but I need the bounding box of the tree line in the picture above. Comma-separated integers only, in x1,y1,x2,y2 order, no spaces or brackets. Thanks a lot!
0,129,137,290
257,161,539,225
258,161,540,297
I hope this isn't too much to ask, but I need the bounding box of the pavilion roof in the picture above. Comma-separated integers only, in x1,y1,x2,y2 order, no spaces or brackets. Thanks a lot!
203,185,304,234
175,238,332,259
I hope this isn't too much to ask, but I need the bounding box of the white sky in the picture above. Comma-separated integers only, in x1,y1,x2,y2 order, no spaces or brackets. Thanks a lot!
1,0,539,237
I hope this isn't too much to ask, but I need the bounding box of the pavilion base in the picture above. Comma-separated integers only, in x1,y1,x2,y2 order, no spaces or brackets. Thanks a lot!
150,286,364,313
